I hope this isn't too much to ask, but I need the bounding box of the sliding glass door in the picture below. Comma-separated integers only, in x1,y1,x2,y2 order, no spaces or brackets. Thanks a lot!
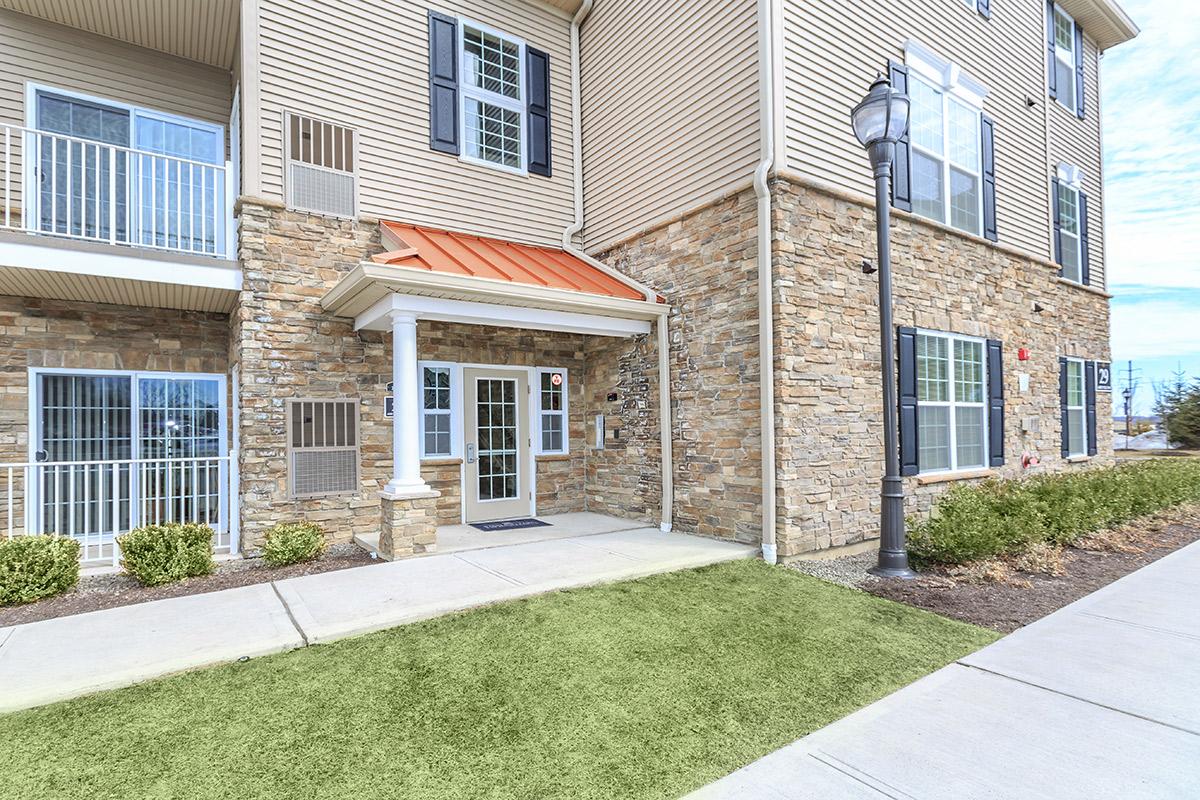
33,371,226,542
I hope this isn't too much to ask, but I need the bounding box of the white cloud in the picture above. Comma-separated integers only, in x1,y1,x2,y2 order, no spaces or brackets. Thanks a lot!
1110,298,1200,359
1102,0,1200,290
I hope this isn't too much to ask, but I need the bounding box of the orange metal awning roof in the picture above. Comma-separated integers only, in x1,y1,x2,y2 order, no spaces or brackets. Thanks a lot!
373,221,651,302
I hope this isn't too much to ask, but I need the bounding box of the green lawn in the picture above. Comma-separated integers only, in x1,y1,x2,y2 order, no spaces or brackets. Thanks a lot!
0,560,996,799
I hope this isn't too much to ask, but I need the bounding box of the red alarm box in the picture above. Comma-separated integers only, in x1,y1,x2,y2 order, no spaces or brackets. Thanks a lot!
1017,348,1031,361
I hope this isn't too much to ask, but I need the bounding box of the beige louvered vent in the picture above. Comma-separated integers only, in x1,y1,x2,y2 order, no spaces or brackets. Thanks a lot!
284,113,357,219
287,399,360,498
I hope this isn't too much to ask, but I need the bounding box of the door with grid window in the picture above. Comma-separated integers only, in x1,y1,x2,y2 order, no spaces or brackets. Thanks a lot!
463,369,530,522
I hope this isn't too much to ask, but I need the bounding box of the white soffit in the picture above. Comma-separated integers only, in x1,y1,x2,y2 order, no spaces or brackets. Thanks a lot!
0,0,240,68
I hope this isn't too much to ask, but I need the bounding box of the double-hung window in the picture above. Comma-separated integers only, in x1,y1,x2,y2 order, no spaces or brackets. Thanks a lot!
420,366,454,458
537,369,567,454
1052,6,1077,113
1056,179,1082,282
459,22,525,172
905,51,985,236
916,332,988,473
1063,359,1086,457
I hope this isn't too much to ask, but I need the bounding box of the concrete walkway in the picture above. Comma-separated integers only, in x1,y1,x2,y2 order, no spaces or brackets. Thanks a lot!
688,540,1200,800
0,527,754,713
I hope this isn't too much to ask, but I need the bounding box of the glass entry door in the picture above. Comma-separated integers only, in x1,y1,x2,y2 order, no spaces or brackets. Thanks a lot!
33,371,226,543
463,368,530,523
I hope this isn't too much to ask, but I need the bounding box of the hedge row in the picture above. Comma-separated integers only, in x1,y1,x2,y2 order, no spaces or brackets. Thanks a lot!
907,458,1200,566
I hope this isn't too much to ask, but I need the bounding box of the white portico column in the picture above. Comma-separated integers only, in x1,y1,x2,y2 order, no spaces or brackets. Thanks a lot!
383,311,433,496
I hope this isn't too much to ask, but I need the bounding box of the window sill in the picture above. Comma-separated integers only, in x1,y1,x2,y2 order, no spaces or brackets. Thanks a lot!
536,453,572,462
1066,455,1091,464
1055,276,1112,298
915,468,997,486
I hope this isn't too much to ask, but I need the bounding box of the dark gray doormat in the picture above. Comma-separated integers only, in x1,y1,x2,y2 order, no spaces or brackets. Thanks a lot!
470,518,551,532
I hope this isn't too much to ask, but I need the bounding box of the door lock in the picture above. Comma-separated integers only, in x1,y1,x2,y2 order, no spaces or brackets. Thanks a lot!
466,443,476,464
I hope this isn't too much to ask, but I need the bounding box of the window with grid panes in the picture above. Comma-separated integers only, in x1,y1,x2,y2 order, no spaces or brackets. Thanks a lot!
461,24,524,170
538,370,567,454
421,367,453,458
916,332,988,473
908,73,983,235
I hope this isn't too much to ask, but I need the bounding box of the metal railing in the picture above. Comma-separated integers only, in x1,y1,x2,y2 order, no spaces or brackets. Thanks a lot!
0,456,232,565
0,123,231,258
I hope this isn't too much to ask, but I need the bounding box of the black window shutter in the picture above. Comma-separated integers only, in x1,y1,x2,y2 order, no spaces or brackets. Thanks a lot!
1059,358,1070,458
1046,0,1058,100
888,61,912,212
526,47,552,177
981,114,998,242
428,11,459,155
1079,189,1090,285
1051,177,1063,273
987,340,1004,467
1085,361,1098,456
978,0,991,19
898,327,920,476
1074,23,1085,118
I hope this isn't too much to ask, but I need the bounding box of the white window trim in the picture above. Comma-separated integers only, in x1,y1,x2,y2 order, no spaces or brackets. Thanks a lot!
1064,358,1087,457
1056,178,1083,283
1052,5,1077,113
535,367,569,455
456,16,528,176
961,0,979,12
916,330,990,476
418,360,464,460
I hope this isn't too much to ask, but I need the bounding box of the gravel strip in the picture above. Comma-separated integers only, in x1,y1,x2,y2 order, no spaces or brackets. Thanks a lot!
787,551,879,589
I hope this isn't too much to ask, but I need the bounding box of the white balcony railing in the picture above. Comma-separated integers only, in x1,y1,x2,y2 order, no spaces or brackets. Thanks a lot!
0,123,232,259
0,456,233,565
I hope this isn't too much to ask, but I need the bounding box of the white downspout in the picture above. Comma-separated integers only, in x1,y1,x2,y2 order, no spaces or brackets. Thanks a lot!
562,0,674,534
562,0,593,253
755,0,778,564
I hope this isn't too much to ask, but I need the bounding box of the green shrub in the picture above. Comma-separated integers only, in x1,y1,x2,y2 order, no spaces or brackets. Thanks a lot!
261,522,326,568
908,459,1200,567
0,535,81,605
116,522,215,586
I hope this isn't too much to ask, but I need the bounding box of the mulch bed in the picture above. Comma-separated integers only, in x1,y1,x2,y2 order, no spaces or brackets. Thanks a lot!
865,511,1200,633
0,545,379,627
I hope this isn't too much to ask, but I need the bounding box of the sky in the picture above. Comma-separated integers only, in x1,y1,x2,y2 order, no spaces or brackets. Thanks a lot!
1103,0,1200,415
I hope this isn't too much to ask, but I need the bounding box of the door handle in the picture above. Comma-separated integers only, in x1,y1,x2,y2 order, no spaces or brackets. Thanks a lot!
34,449,48,463
466,443,476,464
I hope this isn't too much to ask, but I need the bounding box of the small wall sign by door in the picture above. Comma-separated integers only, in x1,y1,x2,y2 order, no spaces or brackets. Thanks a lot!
1095,362,1112,392
385,381,394,418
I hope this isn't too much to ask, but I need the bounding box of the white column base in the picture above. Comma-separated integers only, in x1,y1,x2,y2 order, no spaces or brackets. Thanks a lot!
381,478,436,499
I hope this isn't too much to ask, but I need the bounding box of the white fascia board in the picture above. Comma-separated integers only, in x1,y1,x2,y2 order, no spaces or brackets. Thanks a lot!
0,237,242,291
355,293,651,338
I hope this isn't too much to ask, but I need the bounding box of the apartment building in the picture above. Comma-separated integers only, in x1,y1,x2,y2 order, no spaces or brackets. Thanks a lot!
0,0,1135,565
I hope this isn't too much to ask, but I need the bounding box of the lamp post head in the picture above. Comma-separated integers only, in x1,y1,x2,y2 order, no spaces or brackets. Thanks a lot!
850,73,911,169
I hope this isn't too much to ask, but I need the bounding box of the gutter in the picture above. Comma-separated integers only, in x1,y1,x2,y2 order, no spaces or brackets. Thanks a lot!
561,0,673,533
754,0,779,564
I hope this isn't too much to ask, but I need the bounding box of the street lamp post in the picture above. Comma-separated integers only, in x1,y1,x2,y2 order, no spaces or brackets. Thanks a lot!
851,74,917,579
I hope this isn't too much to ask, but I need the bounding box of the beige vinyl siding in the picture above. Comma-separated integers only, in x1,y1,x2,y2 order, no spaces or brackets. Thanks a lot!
255,0,574,247
1050,33,1105,288
782,0,1053,259
0,10,232,130
578,0,760,253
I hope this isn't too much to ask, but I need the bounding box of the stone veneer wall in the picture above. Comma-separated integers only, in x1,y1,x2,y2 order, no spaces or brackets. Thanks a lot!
0,296,230,467
582,333,661,526
593,189,763,543
771,177,1113,559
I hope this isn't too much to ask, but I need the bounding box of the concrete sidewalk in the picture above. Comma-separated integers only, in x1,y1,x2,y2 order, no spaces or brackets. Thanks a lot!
688,540,1200,800
0,527,754,713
